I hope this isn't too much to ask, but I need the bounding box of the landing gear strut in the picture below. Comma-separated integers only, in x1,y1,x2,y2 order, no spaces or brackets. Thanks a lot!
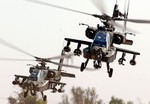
106,63,113,78
30,82,36,96
80,59,89,72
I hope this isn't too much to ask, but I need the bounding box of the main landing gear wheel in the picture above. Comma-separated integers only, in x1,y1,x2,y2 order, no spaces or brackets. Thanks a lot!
43,95,47,102
80,59,89,72
108,68,113,78
80,62,85,72
106,63,113,78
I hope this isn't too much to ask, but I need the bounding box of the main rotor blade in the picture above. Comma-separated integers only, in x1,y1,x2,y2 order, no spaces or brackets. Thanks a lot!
26,0,109,20
46,53,74,60
90,0,108,14
0,38,37,58
126,19,150,24
113,21,138,33
115,18,150,24
26,0,93,16
0,58,35,61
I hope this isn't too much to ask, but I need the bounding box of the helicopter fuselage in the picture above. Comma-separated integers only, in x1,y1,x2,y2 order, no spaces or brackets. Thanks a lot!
83,30,117,63
83,46,117,63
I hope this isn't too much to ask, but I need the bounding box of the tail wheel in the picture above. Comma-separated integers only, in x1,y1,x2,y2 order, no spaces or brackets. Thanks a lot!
108,68,113,78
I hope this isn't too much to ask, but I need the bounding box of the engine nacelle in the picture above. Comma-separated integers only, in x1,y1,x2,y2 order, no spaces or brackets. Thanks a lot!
85,27,96,39
46,70,55,78
113,34,124,44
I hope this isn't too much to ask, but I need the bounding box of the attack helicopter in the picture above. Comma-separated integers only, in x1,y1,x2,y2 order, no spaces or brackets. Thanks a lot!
0,38,76,101
26,0,150,77
12,50,75,102
63,0,141,77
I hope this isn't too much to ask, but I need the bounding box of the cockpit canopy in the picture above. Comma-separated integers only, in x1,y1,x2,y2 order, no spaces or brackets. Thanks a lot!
92,31,111,49
29,70,39,81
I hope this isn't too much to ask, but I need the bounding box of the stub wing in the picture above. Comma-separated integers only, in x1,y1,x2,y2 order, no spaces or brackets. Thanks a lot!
15,74,29,79
61,72,75,78
116,47,140,55
48,80,66,85
65,38,91,46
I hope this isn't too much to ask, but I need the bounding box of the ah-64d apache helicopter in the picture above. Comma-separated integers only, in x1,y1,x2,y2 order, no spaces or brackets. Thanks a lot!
0,38,76,101
26,0,150,77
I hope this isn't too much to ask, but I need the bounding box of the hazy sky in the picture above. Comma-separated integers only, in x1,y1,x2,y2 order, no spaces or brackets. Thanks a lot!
0,0,150,104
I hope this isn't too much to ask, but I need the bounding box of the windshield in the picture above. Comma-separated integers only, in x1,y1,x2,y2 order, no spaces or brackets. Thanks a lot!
29,70,39,81
92,31,111,49
92,31,107,47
